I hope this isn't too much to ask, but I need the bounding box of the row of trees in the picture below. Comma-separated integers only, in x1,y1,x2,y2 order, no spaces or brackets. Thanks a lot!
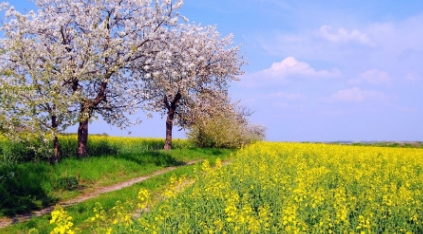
0,0,261,164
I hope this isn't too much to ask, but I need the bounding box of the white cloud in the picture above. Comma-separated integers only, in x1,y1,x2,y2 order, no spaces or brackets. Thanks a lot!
328,87,388,103
348,69,392,85
252,25,378,62
251,12,423,71
263,56,340,78
242,57,341,86
315,25,375,46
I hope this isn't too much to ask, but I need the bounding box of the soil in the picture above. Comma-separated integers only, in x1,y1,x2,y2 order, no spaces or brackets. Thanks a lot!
0,159,204,229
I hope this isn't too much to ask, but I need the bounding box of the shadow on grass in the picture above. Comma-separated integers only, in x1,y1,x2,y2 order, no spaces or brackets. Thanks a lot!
0,145,229,218
0,150,186,218
116,150,185,167
0,163,57,217
191,147,232,156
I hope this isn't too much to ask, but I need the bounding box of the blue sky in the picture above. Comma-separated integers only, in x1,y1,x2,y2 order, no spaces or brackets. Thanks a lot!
7,0,423,141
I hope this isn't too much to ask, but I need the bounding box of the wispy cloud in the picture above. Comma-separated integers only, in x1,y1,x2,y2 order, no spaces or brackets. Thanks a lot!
397,106,418,113
348,69,392,85
253,13,423,63
328,87,388,103
315,25,375,46
405,72,421,82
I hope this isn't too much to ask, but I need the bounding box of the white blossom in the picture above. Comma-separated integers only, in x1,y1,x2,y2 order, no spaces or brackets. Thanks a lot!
138,23,245,148
0,0,190,155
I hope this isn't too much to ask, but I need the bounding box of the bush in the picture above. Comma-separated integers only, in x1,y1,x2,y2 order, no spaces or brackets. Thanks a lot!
53,176,79,191
187,107,266,148
0,164,52,215
0,136,37,164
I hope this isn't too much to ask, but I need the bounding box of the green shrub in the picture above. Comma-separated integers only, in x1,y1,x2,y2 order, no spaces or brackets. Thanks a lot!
53,176,79,191
187,109,266,149
0,164,53,215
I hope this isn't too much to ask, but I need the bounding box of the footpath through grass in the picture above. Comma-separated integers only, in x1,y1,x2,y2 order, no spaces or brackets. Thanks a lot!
0,157,232,234
0,135,234,218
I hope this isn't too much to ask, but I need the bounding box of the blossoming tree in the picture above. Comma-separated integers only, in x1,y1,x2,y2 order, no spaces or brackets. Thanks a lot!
139,24,245,150
0,0,186,157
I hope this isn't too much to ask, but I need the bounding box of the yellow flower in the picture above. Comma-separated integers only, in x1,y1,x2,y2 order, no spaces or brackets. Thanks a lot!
137,188,150,209
215,158,222,169
50,205,74,234
202,159,211,172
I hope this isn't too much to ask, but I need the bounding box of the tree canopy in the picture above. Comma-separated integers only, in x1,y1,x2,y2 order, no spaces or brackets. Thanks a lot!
0,0,246,159
139,24,245,149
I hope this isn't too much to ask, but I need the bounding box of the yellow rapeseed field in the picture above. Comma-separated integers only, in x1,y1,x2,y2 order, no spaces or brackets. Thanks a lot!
49,142,423,233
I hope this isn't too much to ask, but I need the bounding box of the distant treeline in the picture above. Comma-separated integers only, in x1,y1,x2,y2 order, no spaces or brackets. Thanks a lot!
326,141,423,148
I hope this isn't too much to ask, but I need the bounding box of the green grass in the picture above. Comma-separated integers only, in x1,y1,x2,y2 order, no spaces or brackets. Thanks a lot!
0,152,233,234
0,134,193,164
0,139,234,218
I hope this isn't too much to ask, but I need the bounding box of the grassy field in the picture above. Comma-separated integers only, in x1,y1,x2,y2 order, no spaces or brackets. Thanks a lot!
0,135,192,163
0,159,229,234
0,135,234,217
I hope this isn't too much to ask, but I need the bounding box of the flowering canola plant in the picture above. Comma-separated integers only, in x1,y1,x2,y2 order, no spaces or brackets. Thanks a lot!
49,142,423,233
49,205,75,234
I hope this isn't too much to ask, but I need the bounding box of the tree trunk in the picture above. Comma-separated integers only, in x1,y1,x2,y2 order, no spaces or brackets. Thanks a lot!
75,80,107,158
198,126,205,148
77,117,89,157
164,106,175,150
50,115,60,165
50,135,60,164
163,93,182,150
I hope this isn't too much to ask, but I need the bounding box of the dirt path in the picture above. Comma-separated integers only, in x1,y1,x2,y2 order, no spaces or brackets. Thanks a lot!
0,159,203,229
